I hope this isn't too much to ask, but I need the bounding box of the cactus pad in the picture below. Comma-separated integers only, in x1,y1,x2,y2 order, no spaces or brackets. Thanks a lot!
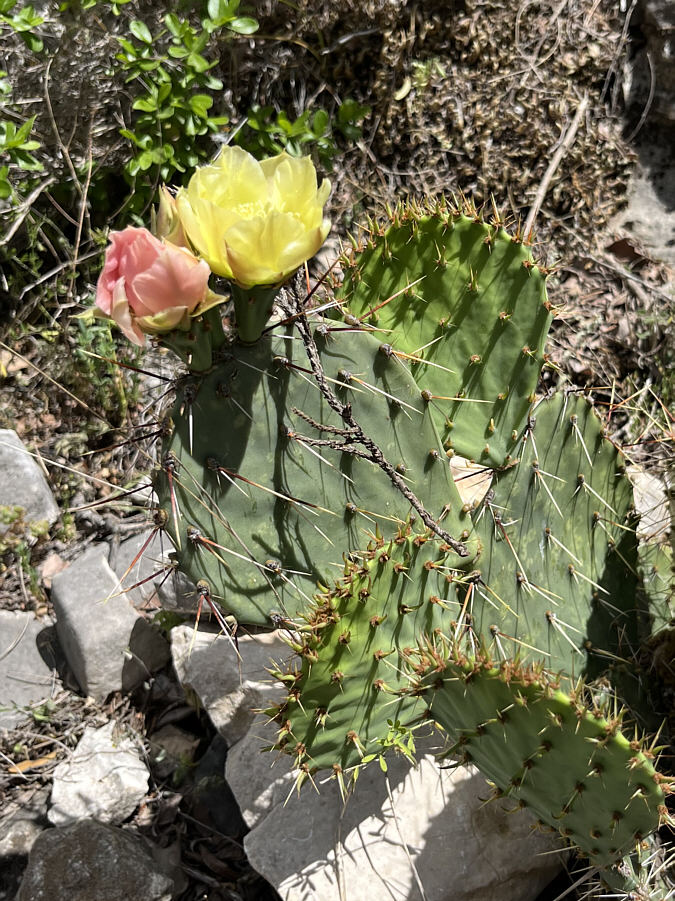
268,531,465,775
154,321,474,626
406,638,668,867
337,202,553,466
466,391,646,677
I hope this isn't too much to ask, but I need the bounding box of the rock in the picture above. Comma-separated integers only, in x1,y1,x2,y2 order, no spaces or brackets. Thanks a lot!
171,626,290,745
155,566,199,615
0,429,59,531
185,734,246,839
225,717,292,830
0,817,44,900
0,818,43,858
50,544,170,699
0,610,61,731
17,819,174,901
48,721,149,827
629,466,671,541
148,724,200,780
230,724,564,901
226,694,564,901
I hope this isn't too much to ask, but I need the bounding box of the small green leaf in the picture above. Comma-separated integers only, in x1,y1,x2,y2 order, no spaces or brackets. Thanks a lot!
132,97,157,112
189,93,213,117
137,149,155,170
129,20,152,44
186,51,209,73
228,16,258,34
312,109,329,136
157,81,172,104
164,12,182,36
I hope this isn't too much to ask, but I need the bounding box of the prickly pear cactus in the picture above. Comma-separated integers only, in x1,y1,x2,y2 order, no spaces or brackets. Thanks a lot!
154,320,476,626
146,195,671,872
404,636,669,868
269,390,652,769
599,834,675,899
337,201,553,466
267,530,465,777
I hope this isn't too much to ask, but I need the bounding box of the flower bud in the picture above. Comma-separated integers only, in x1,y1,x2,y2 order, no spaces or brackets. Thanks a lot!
153,185,187,247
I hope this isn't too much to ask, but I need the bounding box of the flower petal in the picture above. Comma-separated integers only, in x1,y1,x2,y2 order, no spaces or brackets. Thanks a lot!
131,244,210,314
136,306,191,334
110,279,146,346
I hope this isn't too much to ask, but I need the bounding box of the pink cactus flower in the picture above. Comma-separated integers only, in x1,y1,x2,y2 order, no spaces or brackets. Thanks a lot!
95,226,215,346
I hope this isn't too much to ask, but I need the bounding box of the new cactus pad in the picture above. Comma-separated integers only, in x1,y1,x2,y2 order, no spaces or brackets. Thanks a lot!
266,530,465,775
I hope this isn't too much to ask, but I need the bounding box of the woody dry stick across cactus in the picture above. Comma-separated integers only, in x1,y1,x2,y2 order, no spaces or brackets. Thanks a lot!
87,146,673,896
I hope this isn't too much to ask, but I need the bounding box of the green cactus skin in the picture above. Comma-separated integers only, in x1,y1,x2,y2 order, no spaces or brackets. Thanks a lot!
265,391,648,766
336,200,553,467
267,530,464,776
465,391,648,679
405,638,669,868
154,321,475,627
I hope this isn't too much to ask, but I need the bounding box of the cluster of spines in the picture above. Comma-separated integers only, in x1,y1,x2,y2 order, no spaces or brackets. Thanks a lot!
339,195,558,284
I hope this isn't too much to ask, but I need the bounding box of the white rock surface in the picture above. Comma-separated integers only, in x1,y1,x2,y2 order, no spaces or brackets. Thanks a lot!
629,465,671,541
216,621,568,901
48,721,149,826
0,429,59,529
50,544,170,699
0,610,59,730
229,722,564,901
171,626,290,745
109,529,169,609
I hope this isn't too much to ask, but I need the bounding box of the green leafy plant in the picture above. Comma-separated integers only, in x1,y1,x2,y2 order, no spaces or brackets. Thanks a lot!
0,0,44,53
116,10,232,192
0,72,43,200
235,98,370,167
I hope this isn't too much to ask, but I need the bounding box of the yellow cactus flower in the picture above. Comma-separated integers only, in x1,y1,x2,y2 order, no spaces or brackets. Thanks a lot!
175,146,331,288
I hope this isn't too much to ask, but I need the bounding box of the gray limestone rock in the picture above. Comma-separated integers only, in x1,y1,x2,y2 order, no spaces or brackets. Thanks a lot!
50,544,170,699
155,566,199,614
17,819,174,901
0,610,61,730
228,723,564,901
48,721,149,827
0,818,43,858
171,626,290,745
0,429,59,531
